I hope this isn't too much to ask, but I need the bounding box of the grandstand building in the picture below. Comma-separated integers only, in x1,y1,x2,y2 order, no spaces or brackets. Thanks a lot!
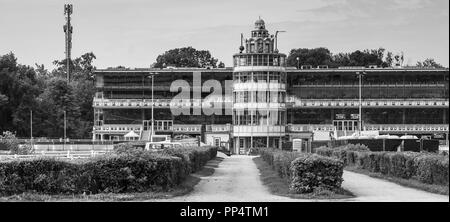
92,19,449,154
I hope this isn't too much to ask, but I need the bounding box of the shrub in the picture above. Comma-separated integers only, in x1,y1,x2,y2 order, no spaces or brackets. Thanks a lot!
0,131,20,154
414,154,449,185
259,148,344,194
113,142,144,155
162,146,217,173
0,145,218,195
290,154,344,193
314,146,333,157
315,144,449,186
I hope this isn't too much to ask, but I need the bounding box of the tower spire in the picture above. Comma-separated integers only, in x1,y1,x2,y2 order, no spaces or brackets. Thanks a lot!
64,4,73,82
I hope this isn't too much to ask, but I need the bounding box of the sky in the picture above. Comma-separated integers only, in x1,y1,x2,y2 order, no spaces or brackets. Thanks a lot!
0,0,448,70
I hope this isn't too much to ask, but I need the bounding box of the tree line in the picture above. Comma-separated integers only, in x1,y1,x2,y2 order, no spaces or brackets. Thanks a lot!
0,46,445,139
0,52,96,139
286,47,444,68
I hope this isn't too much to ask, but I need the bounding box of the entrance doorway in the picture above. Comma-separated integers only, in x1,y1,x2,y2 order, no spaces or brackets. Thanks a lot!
333,120,359,131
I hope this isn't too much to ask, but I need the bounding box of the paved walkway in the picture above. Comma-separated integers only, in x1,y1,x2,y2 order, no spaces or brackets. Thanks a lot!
341,171,449,202
154,152,300,202
152,153,449,202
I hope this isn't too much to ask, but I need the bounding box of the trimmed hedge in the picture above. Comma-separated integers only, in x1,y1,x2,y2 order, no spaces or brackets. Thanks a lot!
259,149,344,194
290,154,344,193
316,145,449,186
162,146,217,173
0,146,217,195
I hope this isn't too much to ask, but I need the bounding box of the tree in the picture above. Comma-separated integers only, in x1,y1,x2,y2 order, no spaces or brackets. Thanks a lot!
0,53,42,135
384,51,394,67
416,58,444,68
53,52,97,81
287,47,388,68
0,52,97,139
153,47,224,68
287,48,333,68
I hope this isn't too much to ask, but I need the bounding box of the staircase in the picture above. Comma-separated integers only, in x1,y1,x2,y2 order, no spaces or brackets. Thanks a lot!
140,130,151,141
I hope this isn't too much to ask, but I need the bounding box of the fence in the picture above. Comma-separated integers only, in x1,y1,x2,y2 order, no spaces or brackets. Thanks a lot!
0,150,110,161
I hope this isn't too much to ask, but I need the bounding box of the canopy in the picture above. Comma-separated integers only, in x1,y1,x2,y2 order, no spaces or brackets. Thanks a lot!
400,135,418,139
124,131,140,138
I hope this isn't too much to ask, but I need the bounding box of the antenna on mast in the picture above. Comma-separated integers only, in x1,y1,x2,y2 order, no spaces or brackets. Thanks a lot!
64,4,73,82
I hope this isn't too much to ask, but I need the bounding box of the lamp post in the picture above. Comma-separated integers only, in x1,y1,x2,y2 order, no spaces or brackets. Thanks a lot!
147,72,158,142
356,71,366,135
296,57,300,69
274,30,286,52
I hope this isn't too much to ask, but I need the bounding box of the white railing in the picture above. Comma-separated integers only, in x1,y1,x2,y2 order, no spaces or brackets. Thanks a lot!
364,124,449,132
94,124,142,133
233,102,285,109
0,150,109,161
233,82,286,91
286,98,449,108
289,124,335,132
288,124,449,133
93,98,233,108
172,124,202,133
233,125,285,136
205,124,231,132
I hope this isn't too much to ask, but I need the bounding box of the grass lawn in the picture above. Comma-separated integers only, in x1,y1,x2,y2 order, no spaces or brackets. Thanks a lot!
345,166,449,196
0,157,223,202
253,156,354,200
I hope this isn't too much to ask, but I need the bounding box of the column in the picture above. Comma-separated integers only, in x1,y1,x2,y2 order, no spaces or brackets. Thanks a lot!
443,108,447,124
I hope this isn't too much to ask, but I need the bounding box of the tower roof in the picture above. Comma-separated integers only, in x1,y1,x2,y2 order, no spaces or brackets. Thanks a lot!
255,17,265,29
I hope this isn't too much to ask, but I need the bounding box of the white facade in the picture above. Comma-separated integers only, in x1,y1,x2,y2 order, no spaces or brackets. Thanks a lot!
232,18,288,154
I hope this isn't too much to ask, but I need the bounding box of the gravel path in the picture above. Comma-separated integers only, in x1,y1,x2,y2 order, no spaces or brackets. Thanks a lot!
151,152,448,202
341,171,449,202
154,152,303,202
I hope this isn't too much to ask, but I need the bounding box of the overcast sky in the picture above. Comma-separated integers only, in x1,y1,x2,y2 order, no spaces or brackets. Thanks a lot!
0,0,448,69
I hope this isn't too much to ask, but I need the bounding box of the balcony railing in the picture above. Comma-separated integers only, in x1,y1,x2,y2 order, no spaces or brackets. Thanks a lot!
233,82,286,91
285,98,449,108
364,124,449,132
290,83,447,88
233,125,285,136
93,98,233,108
287,124,449,133
172,124,202,133
288,124,335,132
205,124,231,133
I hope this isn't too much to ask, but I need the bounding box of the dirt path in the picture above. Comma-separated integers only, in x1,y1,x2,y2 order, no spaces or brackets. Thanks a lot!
154,152,303,202
341,171,449,202
151,153,448,202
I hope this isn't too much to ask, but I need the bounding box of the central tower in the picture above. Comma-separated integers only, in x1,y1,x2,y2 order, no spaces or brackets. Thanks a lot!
232,18,287,154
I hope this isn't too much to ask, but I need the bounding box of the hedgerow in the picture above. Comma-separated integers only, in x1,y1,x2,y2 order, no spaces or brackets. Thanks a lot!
0,146,217,195
315,145,449,186
259,148,344,194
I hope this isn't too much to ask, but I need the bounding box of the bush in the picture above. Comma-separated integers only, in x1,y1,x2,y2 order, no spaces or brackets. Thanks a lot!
314,146,333,157
162,146,217,173
113,142,144,155
259,148,344,194
315,144,449,186
0,145,218,195
290,154,344,193
0,131,21,154
414,154,449,185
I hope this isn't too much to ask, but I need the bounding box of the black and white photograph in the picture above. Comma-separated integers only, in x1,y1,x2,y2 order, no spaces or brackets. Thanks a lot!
0,0,448,217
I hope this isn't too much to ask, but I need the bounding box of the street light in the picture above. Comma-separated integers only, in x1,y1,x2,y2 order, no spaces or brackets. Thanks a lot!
356,71,366,135
296,57,300,69
147,72,159,142
274,30,286,52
